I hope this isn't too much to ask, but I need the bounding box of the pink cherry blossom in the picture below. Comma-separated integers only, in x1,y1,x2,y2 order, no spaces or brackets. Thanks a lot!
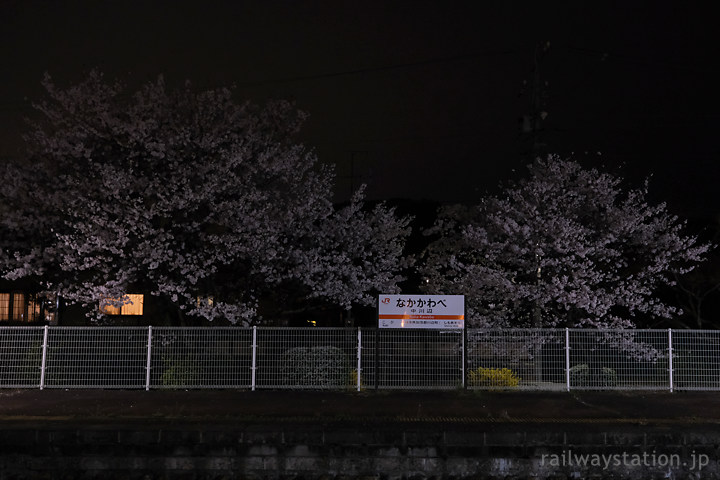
420,155,711,330
0,71,411,324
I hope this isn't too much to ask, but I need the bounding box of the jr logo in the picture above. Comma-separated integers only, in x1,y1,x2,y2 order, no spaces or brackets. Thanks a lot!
381,298,390,304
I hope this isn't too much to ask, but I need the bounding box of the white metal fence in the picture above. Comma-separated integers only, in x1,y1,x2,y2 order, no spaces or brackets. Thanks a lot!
1,327,720,391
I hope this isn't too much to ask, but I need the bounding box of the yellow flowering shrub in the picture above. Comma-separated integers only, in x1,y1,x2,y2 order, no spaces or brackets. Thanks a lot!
350,369,363,390
467,366,520,388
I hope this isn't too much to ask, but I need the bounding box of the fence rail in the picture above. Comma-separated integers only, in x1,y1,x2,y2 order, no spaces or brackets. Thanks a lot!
2,326,719,391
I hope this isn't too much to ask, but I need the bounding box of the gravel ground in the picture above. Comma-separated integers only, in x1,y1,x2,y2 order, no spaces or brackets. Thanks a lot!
1,389,719,426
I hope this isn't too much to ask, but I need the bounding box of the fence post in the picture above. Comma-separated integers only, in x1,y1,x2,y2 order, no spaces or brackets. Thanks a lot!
668,329,674,393
565,328,571,392
251,326,257,391
462,327,467,389
374,328,380,390
145,326,153,391
39,325,49,390
357,328,362,392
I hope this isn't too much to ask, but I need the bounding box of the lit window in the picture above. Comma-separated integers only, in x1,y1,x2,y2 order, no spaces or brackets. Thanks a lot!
100,299,121,315
0,292,41,322
100,294,144,315
12,293,25,321
27,298,42,322
0,293,48,323
0,293,9,321
196,296,214,307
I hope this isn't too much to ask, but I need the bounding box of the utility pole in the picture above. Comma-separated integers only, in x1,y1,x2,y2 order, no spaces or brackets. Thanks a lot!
519,41,551,158
520,41,552,331
340,151,370,199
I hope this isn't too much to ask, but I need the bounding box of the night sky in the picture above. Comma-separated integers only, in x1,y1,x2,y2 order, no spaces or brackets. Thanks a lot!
2,1,719,219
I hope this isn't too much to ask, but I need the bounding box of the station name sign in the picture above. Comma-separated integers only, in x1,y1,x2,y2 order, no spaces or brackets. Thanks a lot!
378,295,464,329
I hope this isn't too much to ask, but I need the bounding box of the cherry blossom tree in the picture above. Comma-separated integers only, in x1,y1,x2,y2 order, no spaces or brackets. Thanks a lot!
420,155,711,330
0,71,411,324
